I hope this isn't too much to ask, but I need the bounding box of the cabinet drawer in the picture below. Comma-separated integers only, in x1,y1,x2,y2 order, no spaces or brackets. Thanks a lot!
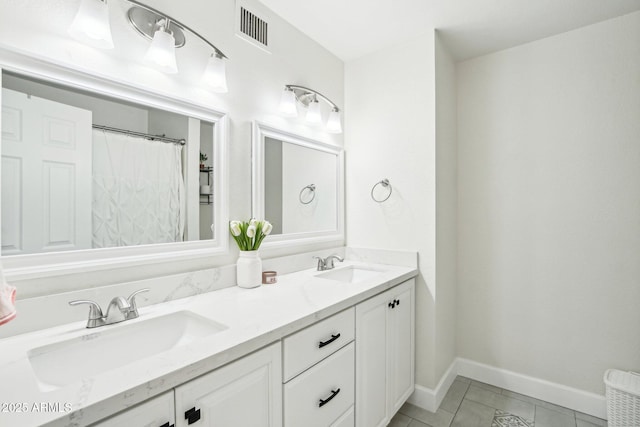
90,390,175,427
331,406,354,427
283,307,354,381
284,342,355,427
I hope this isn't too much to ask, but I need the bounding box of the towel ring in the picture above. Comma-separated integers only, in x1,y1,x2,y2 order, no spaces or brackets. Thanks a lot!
371,179,392,203
299,184,316,204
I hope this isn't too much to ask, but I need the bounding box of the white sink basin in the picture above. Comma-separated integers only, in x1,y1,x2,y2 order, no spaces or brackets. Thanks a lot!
28,311,227,390
316,266,384,283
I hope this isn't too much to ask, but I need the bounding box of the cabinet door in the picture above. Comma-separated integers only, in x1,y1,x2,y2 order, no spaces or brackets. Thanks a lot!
355,290,389,427
387,280,415,414
2,88,92,255
174,342,282,427
90,390,175,427
355,279,415,427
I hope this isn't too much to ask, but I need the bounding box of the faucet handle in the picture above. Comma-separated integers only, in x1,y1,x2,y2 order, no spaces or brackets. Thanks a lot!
126,288,150,318
325,254,344,269
69,300,106,327
312,256,326,271
69,300,104,320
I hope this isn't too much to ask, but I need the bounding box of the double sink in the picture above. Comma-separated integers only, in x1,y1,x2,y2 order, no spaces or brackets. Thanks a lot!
26,264,385,391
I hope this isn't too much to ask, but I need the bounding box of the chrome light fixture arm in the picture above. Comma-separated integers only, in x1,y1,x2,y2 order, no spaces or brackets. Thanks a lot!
126,0,228,59
285,85,340,112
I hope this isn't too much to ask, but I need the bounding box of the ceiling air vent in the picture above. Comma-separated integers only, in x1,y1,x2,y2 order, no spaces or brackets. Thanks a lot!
236,4,270,53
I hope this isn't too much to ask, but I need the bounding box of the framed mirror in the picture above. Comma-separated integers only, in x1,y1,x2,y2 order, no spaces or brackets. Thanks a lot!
252,122,344,247
0,48,228,279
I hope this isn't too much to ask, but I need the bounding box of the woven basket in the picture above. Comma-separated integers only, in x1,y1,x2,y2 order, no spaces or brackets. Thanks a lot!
605,369,640,426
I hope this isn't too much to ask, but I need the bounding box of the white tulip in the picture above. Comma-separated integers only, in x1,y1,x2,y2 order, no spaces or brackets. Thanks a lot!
249,218,258,227
262,221,273,236
229,221,241,237
247,224,256,238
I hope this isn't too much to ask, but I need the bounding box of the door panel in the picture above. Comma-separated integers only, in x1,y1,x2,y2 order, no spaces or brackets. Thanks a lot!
1,88,92,254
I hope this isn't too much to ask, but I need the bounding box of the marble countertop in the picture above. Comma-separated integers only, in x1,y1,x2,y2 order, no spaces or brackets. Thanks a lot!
0,260,417,427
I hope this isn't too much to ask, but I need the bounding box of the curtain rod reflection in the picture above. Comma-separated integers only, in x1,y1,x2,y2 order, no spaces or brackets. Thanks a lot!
92,124,186,145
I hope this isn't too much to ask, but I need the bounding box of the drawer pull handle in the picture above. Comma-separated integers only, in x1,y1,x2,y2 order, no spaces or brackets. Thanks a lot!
318,333,341,348
318,388,341,407
185,407,201,424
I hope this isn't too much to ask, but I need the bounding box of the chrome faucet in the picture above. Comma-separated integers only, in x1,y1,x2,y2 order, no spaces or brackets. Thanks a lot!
313,254,345,271
69,288,150,328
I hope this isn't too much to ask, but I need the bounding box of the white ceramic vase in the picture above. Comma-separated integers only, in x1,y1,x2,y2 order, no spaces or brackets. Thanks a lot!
236,250,262,288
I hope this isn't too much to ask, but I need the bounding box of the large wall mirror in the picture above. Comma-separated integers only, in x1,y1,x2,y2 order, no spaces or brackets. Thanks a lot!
0,48,228,278
252,122,344,247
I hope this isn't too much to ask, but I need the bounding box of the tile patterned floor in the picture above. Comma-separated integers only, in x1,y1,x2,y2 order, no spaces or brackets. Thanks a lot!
389,376,608,427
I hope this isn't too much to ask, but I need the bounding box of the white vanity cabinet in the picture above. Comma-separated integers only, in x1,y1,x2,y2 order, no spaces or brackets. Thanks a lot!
91,342,281,427
81,275,417,427
174,342,282,427
90,390,175,427
283,308,355,427
355,279,415,427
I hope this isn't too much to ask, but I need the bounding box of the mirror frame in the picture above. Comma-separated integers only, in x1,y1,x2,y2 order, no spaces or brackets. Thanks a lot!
0,46,229,281
252,121,344,248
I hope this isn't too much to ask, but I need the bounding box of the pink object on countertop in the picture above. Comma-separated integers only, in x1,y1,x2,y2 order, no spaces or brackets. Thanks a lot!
0,282,16,326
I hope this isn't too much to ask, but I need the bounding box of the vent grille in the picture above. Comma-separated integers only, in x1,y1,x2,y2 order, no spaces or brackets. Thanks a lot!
239,7,268,47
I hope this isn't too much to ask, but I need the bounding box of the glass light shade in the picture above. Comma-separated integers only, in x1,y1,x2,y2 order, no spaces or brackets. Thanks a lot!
306,100,322,125
202,54,228,93
279,89,298,117
68,0,114,49
326,110,342,133
144,29,178,74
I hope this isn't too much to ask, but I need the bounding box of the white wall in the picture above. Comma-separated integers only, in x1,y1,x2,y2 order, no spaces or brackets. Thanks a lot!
345,33,438,388
457,11,640,395
434,32,458,383
0,0,343,295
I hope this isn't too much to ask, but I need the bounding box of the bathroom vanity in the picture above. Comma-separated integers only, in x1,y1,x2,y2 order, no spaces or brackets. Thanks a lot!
0,260,416,427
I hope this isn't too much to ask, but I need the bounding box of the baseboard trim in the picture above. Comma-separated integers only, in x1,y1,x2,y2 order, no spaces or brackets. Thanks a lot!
409,358,607,419
407,359,459,412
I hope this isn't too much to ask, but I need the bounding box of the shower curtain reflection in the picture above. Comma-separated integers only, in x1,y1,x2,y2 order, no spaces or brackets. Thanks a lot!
92,130,185,248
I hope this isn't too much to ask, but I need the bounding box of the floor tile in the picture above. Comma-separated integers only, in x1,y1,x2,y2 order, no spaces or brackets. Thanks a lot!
440,380,470,413
456,376,472,384
408,419,431,427
502,389,574,416
389,412,413,427
470,380,503,394
577,419,605,427
575,411,607,427
534,405,576,427
399,402,454,427
450,399,495,427
465,385,535,420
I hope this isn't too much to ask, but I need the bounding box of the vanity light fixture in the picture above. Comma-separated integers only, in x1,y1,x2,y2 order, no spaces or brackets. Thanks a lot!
202,53,228,92
279,87,298,117
142,18,179,74
278,85,342,134
326,109,342,134
68,0,114,49
69,0,229,92
305,96,323,125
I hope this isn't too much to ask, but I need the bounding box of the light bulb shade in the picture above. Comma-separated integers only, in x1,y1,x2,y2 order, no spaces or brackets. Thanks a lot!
202,54,228,93
144,29,178,74
306,100,322,125
68,0,114,49
326,110,342,133
279,88,298,117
